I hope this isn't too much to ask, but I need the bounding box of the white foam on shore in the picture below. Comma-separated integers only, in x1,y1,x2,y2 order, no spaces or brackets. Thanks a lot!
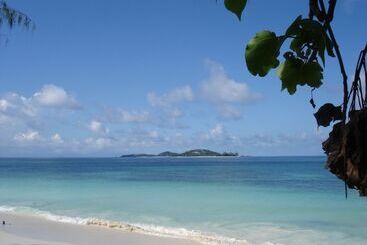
0,205,89,225
86,218,250,245
0,206,16,212
0,205,250,245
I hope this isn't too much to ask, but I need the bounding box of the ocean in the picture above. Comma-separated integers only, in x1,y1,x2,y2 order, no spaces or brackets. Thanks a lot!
0,156,366,245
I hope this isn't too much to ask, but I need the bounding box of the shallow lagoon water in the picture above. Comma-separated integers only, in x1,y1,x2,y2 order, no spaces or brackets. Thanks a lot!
0,157,366,244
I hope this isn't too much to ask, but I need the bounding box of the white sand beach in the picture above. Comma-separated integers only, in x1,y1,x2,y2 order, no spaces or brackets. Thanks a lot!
0,212,200,245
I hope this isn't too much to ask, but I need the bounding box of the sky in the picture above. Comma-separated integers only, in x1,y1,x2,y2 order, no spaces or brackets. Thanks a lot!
0,0,366,157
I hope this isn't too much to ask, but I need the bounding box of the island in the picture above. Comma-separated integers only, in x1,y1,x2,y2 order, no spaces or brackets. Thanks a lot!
120,149,239,158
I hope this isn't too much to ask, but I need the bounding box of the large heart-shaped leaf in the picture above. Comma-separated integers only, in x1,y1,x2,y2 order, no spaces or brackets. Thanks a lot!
245,31,280,77
224,0,247,20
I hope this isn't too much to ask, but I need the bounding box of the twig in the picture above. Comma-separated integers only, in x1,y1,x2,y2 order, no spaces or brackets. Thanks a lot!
318,0,349,199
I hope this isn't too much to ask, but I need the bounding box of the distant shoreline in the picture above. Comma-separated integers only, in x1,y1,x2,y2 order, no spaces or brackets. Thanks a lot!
120,149,239,158
0,155,327,159
121,155,242,158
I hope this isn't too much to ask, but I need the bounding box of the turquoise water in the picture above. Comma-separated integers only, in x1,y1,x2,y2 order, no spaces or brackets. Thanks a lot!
0,157,366,244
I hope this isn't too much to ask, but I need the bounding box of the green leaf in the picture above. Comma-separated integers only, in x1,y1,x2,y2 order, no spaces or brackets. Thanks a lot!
224,0,247,21
300,19,324,33
286,15,302,36
290,38,303,52
289,38,307,59
245,31,280,77
277,56,323,95
277,57,303,94
285,17,332,64
302,61,323,88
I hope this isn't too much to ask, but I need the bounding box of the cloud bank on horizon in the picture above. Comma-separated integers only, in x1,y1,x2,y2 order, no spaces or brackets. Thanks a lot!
0,61,326,156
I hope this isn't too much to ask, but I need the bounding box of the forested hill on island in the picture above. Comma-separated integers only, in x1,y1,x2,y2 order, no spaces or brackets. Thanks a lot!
120,149,239,157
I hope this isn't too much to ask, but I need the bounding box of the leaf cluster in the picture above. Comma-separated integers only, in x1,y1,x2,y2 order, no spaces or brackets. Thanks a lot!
223,0,343,127
245,15,331,95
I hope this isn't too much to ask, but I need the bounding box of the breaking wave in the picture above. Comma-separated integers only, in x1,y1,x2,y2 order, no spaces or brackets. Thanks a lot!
0,205,252,245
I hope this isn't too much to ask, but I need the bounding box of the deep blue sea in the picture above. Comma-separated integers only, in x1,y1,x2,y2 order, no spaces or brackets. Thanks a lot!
0,156,366,244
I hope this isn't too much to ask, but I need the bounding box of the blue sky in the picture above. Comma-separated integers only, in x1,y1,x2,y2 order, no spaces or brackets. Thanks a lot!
0,0,366,156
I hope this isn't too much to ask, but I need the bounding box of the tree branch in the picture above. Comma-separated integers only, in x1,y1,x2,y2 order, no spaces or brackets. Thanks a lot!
318,0,348,121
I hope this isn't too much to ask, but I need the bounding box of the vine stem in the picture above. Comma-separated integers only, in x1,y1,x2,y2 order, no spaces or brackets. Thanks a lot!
318,0,349,198
327,27,348,119
319,0,348,120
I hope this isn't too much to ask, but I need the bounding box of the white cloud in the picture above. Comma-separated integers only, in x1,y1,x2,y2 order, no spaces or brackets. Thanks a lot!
0,85,80,131
202,123,233,142
85,137,113,149
242,134,277,148
1,115,326,156
209,124,224,138
147,86,194,120
0,99,10,112
166,107,182,118
105,108,151,123
238,131,328,154
88,120,109,134
0,85,82,155
1,93,37,118
217,105,242,120
32,84,80,109
117,110,150,123
51,133,64,144
14,130,41,142
201,60,260,104
148,130,159,139
120,128,168,149
147,86,194,108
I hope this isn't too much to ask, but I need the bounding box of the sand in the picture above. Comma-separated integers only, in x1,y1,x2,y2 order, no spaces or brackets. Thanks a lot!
0,212,200,245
